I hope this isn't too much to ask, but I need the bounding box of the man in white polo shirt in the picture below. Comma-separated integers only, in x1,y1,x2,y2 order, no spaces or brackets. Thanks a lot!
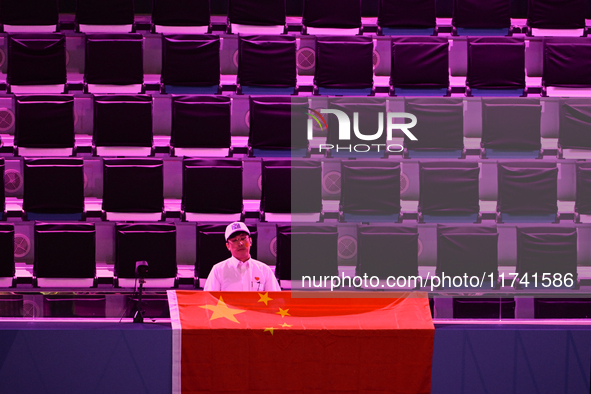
203,222,281,291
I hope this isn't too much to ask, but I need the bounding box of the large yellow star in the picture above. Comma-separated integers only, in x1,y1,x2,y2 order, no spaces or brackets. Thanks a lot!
258,292,273,306
280,323,292,328
199,296,246,323
264,327,274,335
276,308,290,318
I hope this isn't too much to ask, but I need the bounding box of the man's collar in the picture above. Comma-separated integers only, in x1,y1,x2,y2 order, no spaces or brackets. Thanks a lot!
229,256,251,266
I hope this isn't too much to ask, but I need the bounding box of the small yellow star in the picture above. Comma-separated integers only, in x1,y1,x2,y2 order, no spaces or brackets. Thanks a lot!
199,296,246,324
276,308,290,318
280,323,292,328
258,292,273,306
264,327,274,335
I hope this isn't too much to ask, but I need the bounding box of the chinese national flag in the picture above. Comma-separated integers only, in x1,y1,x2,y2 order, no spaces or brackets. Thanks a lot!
169,291,434,394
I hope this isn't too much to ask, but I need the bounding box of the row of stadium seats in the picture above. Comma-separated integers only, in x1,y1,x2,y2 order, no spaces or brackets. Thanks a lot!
3,34,591,96
0,222,579,291
3,95,591,159
1,0,589,36
2,158,591,223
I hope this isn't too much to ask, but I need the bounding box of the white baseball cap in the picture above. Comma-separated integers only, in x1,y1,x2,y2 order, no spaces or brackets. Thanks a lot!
225,222,251,241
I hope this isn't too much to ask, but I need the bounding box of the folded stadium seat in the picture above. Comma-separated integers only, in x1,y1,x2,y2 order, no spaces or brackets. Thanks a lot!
76,0,134,33
238,35,297,95
303,0,362,35
390,37,449,97
453,297,515,319
276,225,338,289
152,0,210,34
378,0,436,36
171,96,230,157
15,95,74,157
558,99,591,159
340,159,401,223
356,226,418,288
481,98,542,158
248,96,309,157
466,37,525,97
543,38,591,98
419,162,480,223
85,34,143,94
527,0,585,36
227,0,286,34
0,159,4,221
183,159,243,222
0,0,58,33
34,223,96,288
260,159,322,222
102,158,163,221
404,98,463,158
0,224,14,287
161,35,220,94
314,36,374,96
452,0,511,36
436,225,498,290
497,161,558,223
516,226,577,289
115,223,177,288
324,97,388,158
534,298,591,318
7,34,66,94
195,223,258,288
575,162,591,223
23,158,84,221
43,294,106,318
93,95,153,156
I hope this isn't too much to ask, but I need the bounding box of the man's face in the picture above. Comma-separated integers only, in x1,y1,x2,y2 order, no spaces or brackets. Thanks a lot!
226,232,251,262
